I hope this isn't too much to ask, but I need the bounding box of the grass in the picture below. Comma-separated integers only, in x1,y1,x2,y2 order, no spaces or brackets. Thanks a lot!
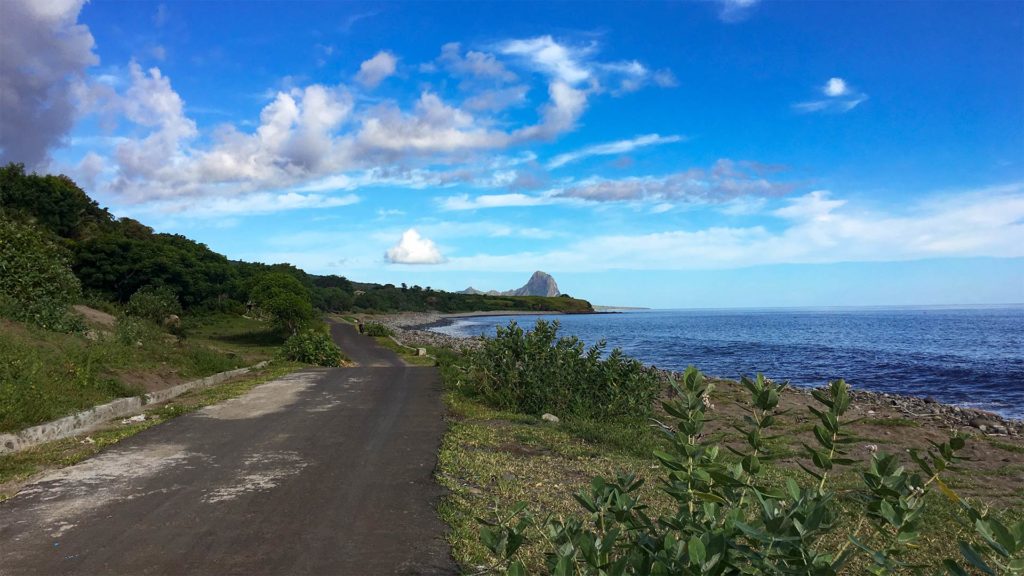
0,312,284,433
0,362,300,501
371,335,437,366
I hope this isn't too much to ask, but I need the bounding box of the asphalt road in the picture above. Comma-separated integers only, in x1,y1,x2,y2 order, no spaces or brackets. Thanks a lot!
0,322,456,575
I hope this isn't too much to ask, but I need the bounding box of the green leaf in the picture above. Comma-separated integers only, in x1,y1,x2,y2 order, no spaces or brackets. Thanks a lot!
688,536,706,567
959,541,996,576
506,560,528,576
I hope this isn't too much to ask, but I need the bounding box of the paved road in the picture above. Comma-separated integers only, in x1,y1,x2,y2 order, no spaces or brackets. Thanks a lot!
0,322,456,575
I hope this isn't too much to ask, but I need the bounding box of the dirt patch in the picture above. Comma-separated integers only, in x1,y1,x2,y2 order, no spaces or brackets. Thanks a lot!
114,368,186,393
699,378,1024,506
72,305,117,328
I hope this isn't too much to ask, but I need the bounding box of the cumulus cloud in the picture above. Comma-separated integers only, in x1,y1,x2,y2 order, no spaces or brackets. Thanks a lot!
794,77,868,113
356,51,397,88
31,32,673,213
555,159,793,204
0,0,98,167
385,229,446,264
547,133,683,168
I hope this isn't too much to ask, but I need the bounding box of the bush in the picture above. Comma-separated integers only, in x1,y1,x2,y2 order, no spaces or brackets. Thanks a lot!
0,217,83,331
479,369,1024,575
363,321,393,337
463,320,661,420
281,328,345,366
125,285,182,323
250,272,314,335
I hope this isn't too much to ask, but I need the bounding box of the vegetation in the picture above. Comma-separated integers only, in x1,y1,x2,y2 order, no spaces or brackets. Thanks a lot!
280,328,347,366
459,320,661,421
0,217,84,332
430,321,1024,575
363,321,394,337
0,313,280,432
249,272,315,335
473,371,1021,574
124,285,182,323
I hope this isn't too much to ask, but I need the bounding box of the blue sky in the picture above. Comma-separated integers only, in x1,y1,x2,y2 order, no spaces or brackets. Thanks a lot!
2,0,1022,308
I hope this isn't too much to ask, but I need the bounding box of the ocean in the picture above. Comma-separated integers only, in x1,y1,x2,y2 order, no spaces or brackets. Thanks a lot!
429,306,1024,420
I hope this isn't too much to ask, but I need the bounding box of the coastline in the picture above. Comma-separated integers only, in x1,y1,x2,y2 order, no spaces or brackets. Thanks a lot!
371,311,1023,433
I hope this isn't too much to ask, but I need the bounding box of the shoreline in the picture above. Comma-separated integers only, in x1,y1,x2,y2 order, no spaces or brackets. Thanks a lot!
369,311,1023,432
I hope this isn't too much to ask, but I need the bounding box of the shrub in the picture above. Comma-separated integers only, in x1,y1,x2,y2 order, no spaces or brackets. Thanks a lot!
281,328,345,366
125,285,182,323
463,320,661,420
363,321,393,337
479,368,1024,575
0,217,83,331
250,272,314,335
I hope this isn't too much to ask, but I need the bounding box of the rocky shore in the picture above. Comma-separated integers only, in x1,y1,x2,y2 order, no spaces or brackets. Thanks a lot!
367,312,1023,437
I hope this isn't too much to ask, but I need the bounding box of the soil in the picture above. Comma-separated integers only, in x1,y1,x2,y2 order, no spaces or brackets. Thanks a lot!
71,305,116,328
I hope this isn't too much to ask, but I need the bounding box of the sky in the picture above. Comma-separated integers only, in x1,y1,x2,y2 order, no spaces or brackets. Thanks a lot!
1,0,1022,308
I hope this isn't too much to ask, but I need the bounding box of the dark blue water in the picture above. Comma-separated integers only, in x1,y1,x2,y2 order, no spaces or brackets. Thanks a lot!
431,307,1024,419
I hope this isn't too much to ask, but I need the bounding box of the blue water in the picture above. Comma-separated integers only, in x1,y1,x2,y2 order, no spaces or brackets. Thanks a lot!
431,307,1024,419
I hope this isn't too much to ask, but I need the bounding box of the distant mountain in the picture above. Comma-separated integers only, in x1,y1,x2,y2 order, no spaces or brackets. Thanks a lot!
461,271,561,298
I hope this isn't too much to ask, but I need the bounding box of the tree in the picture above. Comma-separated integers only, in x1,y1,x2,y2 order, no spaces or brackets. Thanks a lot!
250,272,314,334
0,217,82,330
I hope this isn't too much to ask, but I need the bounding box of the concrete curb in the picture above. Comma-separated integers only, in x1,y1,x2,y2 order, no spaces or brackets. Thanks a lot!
0,361,271,455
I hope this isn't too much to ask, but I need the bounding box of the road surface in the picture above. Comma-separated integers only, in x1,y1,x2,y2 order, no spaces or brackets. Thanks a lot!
0,322,456,575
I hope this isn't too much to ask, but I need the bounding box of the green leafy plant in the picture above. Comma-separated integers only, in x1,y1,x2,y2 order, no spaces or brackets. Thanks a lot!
249,272,314,335
0,217,84,332
462,320,661,421
280,328,345,366
476,367,1019,575
125,285,182,323
363,321,394,337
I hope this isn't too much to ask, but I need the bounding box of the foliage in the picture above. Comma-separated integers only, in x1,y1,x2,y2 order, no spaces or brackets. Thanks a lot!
363,321,394,337
0,216,83,331
125,285,182,323
478,368,1024,575
461,320,661,420
280,328,346,366
249,272,315,335
0,163,112,239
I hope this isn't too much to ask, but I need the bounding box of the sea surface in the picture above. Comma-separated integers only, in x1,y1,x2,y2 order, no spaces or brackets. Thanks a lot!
430,306,1024,420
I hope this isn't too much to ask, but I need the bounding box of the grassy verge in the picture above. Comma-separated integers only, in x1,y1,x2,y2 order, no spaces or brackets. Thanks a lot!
0,314,283,432
370,335,437,366
0,361,300,501
436,351,1024,573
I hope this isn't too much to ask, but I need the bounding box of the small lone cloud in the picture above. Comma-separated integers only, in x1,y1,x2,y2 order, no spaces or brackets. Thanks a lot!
385,229,445,264
793,77,867,114
356,50,397,88
717,0,760,23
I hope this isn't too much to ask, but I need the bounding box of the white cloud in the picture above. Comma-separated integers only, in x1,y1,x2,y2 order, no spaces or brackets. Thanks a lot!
435,185,1024,272
823,77,849,97
500,36,593,85
436,42,517,82
547,133,683,168
44,33,672,213
794,77,867,114
385,229,446,264
356,50,397,88
0,0,97,167
133,191,359,218
556,159,793,203
440,192,556,211
718,0,760,23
